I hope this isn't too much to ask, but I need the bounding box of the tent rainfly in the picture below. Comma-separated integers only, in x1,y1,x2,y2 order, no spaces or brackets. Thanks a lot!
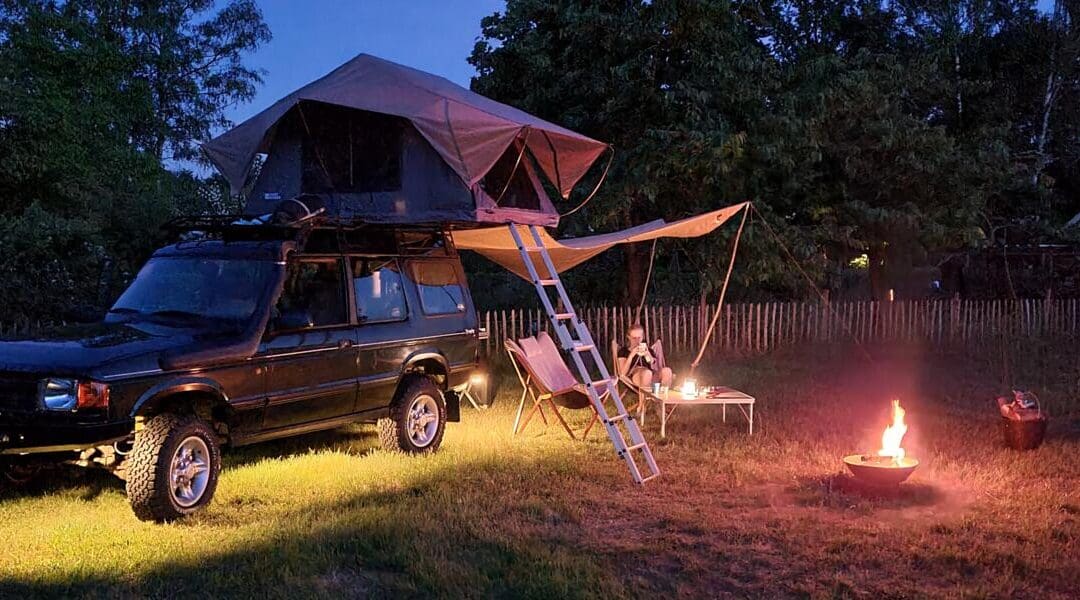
202,54,609,227
451,203,749,280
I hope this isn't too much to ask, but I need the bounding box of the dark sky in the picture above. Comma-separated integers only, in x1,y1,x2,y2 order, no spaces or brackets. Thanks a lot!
224,0,505,126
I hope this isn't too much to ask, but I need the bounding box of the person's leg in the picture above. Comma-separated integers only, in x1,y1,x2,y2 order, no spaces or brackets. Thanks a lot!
631,367,653,389
659,367,673,388
630,368,653,422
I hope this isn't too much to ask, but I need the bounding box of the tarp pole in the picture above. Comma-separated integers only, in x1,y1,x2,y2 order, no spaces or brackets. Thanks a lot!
690,203,750,371
634,238,658,325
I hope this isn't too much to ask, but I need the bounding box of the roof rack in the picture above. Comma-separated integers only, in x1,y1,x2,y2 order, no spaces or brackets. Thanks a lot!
163,214,296,233
161,214,455,256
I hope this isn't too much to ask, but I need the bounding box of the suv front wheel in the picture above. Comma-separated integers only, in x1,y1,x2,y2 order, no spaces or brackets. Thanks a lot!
126,413,222,522
378,376,446,453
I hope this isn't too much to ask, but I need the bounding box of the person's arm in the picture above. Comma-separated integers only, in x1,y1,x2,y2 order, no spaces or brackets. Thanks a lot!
640,343,655,365
617,347,633,376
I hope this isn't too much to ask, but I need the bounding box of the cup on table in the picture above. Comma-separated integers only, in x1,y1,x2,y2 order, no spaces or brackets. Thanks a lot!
652,382,661,396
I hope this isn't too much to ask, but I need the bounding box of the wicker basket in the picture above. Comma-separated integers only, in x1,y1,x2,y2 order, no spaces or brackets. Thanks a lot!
999,414,1048,450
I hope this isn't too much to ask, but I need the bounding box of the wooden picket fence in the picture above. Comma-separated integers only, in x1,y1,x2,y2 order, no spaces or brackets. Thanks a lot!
4,296,1078,358
480,296,1080,358
0,319,63,338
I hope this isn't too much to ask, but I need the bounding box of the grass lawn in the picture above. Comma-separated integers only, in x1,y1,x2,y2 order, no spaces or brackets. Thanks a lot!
1,343,1078,598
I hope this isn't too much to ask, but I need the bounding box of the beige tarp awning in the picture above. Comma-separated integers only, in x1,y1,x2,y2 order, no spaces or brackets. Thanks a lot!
451,202,748,280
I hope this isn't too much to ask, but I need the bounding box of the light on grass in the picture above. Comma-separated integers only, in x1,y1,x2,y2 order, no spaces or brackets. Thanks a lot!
843,399,919,486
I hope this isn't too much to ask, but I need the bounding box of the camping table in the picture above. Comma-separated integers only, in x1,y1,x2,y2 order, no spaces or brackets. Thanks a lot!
650,386,755,438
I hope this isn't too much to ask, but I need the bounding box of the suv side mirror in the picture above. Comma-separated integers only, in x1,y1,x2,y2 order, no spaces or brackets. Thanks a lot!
273,308,314,331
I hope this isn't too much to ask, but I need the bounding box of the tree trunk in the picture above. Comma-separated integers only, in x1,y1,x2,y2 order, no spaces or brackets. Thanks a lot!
623,241,650,310
954,45,963,129
1032,0,1064,188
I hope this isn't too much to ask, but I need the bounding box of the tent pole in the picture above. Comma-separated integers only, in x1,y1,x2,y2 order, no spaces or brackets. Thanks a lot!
492,129,530,206
691,203,750,371
296,102,335,190
634,238,658,325
560,146,615,217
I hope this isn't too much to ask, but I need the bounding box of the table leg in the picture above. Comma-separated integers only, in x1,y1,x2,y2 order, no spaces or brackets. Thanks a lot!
723,404,727,423
749,403,754,435
661,401,667,438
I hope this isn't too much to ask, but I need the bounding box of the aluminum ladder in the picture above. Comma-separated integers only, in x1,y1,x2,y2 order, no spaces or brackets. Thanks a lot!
508,224,661,484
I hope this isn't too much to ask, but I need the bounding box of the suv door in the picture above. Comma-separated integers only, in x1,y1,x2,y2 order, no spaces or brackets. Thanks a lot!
351,256,411,414
259,257,358,430
406,257,479,379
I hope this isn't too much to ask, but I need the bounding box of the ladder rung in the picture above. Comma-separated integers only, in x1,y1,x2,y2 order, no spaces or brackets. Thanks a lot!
554,312,574,320
639,473,661,484
587,378,612,388
537,279,559,286
570,342,595,352
624,442,647,452
606,413,630,423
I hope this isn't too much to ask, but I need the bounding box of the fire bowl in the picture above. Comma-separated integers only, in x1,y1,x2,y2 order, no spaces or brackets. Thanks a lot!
842,454,919,486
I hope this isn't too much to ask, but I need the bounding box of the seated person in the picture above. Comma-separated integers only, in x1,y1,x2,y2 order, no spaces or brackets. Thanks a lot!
617,323,673,393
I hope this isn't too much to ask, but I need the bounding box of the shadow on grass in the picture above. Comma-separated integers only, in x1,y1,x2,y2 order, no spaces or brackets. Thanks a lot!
223,424,382,469
0,425,382,503
0,449,619,599
791,473,945,510
0,462,122,502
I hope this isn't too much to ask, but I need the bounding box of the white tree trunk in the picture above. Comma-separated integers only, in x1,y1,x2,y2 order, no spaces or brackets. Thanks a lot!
1031,0,1065,188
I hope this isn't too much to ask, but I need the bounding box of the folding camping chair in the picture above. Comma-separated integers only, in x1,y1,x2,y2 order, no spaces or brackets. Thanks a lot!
506,332,611,439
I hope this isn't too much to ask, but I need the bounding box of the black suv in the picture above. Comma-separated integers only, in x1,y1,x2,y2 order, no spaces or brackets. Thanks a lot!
0,223,484,521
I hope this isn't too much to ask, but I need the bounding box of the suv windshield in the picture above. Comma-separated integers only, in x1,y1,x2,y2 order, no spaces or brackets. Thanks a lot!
111,257,277,325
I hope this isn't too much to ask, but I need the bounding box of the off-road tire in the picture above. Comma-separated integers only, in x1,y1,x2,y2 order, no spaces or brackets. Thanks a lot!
126,413,221,522
378,376,446,453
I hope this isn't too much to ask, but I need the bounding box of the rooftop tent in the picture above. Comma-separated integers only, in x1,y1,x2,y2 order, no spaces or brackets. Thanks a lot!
202,54,609,226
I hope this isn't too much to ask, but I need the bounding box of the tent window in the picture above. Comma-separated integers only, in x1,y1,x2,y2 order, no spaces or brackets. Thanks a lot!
479,145,541,211
411,261,466,315
300,104,403,194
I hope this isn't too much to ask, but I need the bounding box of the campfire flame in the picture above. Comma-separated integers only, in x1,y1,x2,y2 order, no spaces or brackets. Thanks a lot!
877,399,908,463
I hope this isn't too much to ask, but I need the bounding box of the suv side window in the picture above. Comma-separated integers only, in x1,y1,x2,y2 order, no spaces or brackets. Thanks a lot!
275,259,348,328
412,261,466,315
352,257,407,323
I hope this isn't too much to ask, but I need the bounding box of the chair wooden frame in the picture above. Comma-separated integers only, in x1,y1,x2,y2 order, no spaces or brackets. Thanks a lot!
505,337,610,440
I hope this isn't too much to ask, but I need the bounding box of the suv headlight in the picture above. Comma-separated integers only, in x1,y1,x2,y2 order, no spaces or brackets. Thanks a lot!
39,378,109,411
41,378,77,410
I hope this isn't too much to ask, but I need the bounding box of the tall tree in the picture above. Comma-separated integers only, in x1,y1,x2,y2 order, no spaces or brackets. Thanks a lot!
472,0,775,303
0,0,268,321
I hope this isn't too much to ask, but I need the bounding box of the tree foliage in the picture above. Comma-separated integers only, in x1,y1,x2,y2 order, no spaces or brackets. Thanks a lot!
0,0,266,321
471,0,1079,303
